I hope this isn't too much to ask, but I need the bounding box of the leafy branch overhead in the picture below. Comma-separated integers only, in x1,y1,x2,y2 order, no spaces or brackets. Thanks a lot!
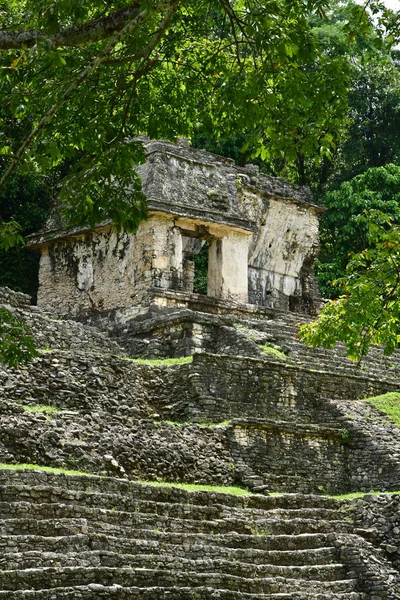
299,211,400,361
0,307,37,367
1,0,395,229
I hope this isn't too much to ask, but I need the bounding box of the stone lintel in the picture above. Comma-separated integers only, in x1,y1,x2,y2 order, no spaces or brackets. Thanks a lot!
147,200,257,232
27,209,254,251
26,221,113,249
167,214,253,239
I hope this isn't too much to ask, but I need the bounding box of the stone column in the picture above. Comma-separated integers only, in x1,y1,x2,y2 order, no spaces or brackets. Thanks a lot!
208,231,249,303
148,215,184,290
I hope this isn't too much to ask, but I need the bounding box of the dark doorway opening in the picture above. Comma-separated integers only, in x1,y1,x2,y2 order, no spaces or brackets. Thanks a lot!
193,241,209,294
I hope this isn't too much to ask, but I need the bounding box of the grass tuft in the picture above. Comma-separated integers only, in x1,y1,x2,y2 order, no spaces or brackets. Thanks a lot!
137,480,252,495
120,356,193,366
259,345,287,361
362,391,400,427
22,404,61,414
0,465,251,495
0,463,96,477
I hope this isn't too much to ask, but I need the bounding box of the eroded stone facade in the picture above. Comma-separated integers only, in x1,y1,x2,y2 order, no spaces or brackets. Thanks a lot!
29,138,322,317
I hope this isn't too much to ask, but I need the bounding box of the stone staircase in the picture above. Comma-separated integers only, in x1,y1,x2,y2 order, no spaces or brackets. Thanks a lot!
245,315,400,383
0,469,366,599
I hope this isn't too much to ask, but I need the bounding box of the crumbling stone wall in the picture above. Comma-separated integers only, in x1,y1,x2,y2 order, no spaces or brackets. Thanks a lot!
0,287,121,355
351,494,400,573
0,286,30,308
0,350,235,484
240,190,321,312
327,397,400,492
228,420,348,494
186,353,398,423
3,285,400,495
334,532,400,599
37,226,138,316
35,215,252,316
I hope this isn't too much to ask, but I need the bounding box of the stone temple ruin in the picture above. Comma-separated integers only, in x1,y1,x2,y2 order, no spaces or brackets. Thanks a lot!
28,137,322,319
1,140,400,598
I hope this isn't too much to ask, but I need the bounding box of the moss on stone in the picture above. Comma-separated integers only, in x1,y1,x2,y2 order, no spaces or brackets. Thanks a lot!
0,463,96,477
362,391,400,427
137,479,252,495
120,356,193,366
259,344,287,361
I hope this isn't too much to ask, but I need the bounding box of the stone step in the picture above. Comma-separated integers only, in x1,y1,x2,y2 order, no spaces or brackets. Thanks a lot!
0,472,345,510
257,320,400,374
90,530,339,554
0,584,362,599
0,499,347,525
0,530,336,555
89,510,353,536
0,518,88,537
290,353,399,379
258,474,324,495
0,566,360,594
0,549,348,580
0,512,352,538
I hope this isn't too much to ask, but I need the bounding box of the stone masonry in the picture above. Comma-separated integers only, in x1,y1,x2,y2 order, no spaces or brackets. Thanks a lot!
28,138,322,318
2,139,400,598
2,276,400,597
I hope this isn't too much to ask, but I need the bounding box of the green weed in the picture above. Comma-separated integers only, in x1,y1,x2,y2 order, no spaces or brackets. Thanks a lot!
259,344,287,361
22,404,61,414
120,356,193,366
137,479,252,496
362,391,400,427
341,428,351,444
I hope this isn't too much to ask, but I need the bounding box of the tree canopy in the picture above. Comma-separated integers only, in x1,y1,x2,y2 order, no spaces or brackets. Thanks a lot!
1,0,392,230
299,208,400,361
317,164,400,298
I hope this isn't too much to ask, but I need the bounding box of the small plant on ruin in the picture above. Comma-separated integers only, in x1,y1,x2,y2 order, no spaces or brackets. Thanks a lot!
341,428,351,444
22,404,61,414
362,391,400,428
259,344,287,361
0,308,37,367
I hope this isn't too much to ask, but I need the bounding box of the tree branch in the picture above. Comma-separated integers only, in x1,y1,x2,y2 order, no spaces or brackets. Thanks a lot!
0,4,180,193
0,1,148,50
104,2,177,66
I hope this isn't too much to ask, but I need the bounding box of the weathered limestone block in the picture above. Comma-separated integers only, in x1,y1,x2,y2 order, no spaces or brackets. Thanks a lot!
36,227,137,315
242,191,321,311
208,231,250,303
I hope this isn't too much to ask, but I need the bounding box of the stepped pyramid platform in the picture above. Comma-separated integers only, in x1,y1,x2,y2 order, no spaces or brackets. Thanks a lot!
2,286,400,597
0,468,398,599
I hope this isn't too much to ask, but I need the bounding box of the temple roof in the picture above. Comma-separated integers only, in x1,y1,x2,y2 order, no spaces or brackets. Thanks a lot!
28,137,319,247
138,137,316,232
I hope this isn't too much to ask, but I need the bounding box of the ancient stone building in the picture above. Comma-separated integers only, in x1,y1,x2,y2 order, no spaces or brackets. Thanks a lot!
3,142,400,599
28,138,322,318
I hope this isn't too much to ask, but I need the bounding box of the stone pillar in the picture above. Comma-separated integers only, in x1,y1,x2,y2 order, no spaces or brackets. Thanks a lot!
182,259,195,292
149,216,184,290
208,231,249,303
